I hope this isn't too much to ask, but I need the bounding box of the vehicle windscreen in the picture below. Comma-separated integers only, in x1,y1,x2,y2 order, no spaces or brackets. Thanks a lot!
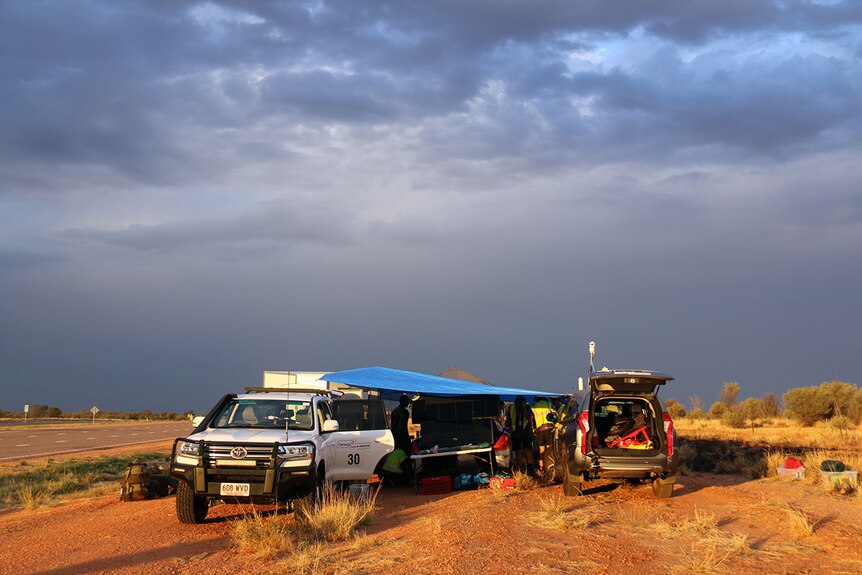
212,399,314,430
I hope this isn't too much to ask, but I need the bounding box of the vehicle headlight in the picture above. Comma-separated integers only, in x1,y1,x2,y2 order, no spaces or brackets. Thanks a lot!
176,440,200,456
278,443,314,461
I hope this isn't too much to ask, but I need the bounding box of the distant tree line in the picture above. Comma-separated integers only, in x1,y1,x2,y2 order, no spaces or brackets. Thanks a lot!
664,380,862,429
0,405,193,421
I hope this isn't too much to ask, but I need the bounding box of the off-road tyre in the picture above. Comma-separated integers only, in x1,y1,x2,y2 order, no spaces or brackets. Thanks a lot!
651,475,675,498
176,481,208,524
561,451,583,496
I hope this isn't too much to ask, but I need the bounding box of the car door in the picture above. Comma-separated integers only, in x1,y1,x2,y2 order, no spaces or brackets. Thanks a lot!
321,397,394,481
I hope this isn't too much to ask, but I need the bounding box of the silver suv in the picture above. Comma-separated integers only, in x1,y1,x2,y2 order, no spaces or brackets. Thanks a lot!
551,369,678,498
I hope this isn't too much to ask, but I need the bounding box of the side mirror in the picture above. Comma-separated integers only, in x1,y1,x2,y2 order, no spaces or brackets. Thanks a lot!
546,411,558,424
322,419,340,433
192,416,205,427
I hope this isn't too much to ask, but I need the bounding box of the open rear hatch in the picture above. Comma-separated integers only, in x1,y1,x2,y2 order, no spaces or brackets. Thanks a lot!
588,370,673,456
589,370,673,394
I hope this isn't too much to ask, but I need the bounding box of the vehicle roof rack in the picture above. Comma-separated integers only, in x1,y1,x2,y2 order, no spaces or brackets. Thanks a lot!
243,386,344,397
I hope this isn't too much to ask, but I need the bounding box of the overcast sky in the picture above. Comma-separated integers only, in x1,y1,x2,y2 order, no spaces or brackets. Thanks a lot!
1,1,860,413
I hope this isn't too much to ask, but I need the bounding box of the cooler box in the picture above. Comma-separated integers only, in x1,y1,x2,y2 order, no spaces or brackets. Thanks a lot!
420,475,453,495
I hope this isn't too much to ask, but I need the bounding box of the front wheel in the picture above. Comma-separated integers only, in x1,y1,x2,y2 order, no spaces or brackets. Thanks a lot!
651,475,675,498
176,481,208,524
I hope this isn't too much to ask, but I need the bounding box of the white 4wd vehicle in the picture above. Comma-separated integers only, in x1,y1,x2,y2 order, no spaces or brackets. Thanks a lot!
170,388,394,524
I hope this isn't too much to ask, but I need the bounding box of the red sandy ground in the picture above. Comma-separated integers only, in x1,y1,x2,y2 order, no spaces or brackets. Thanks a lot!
1,441,860,575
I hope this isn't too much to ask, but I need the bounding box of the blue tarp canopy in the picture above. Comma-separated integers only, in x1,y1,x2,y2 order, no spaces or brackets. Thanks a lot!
321,366,561,400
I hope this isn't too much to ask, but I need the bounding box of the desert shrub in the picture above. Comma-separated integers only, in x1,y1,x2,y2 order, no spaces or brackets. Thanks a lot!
664,399,686,419
719,382,740,408
709,402,729,418
722,408,747,429
784,386,831,426
819,380,857,419
687,407,707,420
829,415,851,431
738,398,764,429
761,393,781,418
848,388,862,424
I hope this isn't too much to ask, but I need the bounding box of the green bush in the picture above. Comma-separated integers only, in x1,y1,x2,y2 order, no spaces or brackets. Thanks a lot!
829,415,851,431
722,408,747,429
709,402,729,418
664,399,686,419
783,386,831,426
761,393,781,418
738,398,764,429
720,382,741,408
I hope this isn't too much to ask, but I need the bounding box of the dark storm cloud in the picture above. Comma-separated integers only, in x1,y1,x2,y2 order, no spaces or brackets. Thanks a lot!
2,0,859,193
0,249,64,271
64,199,358,252
1,1,861,412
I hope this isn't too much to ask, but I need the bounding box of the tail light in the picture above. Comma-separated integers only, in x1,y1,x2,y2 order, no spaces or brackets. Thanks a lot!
663,412,674,456
493,432,511,451
577,411,591,454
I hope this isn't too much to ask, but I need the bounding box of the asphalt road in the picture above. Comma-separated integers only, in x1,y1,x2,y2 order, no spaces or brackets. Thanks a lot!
0,421,193,461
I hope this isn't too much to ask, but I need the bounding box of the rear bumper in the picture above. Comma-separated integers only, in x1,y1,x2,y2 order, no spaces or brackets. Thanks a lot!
566,443,677,480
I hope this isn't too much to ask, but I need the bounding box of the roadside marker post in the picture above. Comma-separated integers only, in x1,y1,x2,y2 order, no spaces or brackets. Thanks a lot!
91,405,100,424
24,404,29,423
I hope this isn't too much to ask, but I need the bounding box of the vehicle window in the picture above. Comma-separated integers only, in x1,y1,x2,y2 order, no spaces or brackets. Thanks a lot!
331,399,387,431
212,399,314,430
317,402,333,430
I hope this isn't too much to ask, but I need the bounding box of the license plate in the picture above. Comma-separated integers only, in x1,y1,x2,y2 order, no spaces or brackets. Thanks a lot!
219,482,250,497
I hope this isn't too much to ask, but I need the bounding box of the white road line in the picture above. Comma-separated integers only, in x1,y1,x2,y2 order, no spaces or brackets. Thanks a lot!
86,437,96,440
57,433,66,435
27,435,37,438
55,440,67,443
148,432,155,434
131,433,139,436
15,444,30,447
110,435,120,438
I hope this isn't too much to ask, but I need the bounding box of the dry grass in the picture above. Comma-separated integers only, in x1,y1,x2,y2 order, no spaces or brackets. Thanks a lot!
16,483,55,510
654,507,750,569
759,499,818,539
677,417,861,450
672,545,736,575
0,451,168,510
232,512,294,559
783,504,818,538
525,492,602,530
232,482,380,565
295,483,379,542
512,471,538,491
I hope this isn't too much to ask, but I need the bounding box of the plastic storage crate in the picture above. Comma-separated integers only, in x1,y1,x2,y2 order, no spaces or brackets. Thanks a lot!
777,466,805,480
420,475,453,495
821,470,858,494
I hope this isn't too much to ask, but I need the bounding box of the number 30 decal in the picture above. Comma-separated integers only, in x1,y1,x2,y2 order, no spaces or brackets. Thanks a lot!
347,453,360,465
